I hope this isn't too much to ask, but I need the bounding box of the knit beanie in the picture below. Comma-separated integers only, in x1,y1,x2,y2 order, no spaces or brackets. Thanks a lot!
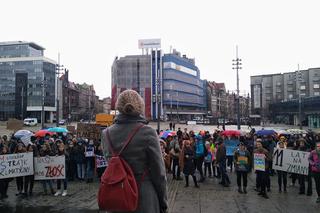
116,90,145,116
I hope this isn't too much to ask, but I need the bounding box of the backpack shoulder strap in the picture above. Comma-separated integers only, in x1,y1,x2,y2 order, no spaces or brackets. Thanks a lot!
105,123,144,157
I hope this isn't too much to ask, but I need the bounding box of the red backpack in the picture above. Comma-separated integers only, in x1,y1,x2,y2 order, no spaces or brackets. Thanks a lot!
98,124,144,211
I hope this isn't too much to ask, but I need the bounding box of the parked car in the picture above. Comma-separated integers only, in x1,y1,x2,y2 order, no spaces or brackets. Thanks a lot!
24,118,38,126
59,119,66,125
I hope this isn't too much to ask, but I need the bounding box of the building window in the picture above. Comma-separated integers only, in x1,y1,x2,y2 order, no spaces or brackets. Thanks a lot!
315,92,320,96
300,85,306,90
314,84,319,89
288,94,293,99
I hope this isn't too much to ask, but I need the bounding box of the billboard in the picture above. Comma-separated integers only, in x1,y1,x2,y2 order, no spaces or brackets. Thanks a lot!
138,39,161,49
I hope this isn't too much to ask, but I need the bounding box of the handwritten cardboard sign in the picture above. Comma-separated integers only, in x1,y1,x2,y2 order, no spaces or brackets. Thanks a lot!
34,156,65,180
254,153,265,171
224,139,240,156
273,148,310,175
96,155,107,168
0,152,34,179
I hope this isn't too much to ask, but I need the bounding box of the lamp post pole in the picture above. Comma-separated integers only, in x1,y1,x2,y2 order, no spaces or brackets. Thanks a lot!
41,71,46,129
232,46,242,130
297,64,302,130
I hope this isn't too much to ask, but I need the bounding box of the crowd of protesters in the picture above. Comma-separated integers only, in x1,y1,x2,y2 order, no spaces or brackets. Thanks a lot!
1,125,320,204
160,127,320,203
0,133,107,199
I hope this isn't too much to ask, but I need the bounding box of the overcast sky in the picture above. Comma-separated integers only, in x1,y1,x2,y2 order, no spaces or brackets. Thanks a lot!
1,0,320,98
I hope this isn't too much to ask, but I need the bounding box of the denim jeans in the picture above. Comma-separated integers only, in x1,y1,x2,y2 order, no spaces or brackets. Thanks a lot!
41,180,53,193
219,160,230,184
77,163,85,179
57,179,67,190
86,158,94,179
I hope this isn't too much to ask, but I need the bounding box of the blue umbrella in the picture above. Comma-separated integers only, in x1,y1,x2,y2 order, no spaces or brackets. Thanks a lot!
255,129,276,136
48,127,68,133
14,130,34,139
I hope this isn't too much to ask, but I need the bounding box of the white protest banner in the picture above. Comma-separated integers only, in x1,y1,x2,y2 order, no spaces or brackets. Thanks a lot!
85,150,95,157
273,148,310,175
34,156,65,180
254,153,265,171
0,152,34,179
96,155,107,168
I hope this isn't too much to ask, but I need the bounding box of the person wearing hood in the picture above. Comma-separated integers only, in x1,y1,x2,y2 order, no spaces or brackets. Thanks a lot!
101,90,168,213
234,142,251,194
194,134,206,182
75,140,86,181
216,137,230,187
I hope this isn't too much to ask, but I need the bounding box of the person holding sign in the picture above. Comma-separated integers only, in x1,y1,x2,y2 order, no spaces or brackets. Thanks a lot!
234,142,251,194
254,139,271,199
297,139,312,196
85,139,95,183
14,142,26,196
54,143,68,197
275,141,288,193
309,142,320,203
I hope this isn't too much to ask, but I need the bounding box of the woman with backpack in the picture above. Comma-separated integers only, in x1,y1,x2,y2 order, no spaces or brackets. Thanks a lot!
101,90,168,213
194,134,206,183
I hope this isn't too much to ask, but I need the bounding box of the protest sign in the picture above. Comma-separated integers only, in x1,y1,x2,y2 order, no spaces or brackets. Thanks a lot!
273,148,310,175
224,139,240,156
96,155,107,168
254,153,265,171
85,150,95,157
34,156,65,180
0,152,34,179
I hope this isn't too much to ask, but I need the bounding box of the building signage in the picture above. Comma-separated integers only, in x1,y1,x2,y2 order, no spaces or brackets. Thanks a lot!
138,39,161,49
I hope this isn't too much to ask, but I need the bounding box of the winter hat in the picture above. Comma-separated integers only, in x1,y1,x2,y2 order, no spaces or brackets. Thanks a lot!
116,90,145,116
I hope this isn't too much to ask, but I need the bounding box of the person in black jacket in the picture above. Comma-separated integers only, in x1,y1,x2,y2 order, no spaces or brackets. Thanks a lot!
0,146,13,199
298,139,312,196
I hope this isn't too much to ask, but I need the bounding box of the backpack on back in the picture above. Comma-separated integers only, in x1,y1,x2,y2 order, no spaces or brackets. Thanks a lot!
98,124,144,211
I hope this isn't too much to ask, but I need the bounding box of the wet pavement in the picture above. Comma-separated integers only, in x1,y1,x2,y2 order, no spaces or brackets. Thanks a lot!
1,171,319,213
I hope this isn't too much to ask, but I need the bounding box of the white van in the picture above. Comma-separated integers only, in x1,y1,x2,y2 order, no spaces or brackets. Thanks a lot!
24,118,38,126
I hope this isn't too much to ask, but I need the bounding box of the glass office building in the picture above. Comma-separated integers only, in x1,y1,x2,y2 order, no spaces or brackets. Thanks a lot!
162,50,207,121
0,41,57,121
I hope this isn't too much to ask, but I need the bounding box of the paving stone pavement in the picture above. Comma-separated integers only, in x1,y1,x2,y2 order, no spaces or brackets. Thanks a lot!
170,171,320,213
1,170,319,213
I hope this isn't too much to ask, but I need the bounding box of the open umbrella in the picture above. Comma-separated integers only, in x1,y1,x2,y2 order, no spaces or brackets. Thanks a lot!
160,130,174,139
255,129,276,136
286,129,307,134
35,129,55,137
277,130,290,136
14,130,34,139
221,130,241,137
48,127,68,133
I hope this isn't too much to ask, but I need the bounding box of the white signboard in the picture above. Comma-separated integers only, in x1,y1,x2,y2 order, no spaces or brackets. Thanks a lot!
96,155,107,168
138,39,161,49
273,148,310,175
34,156,66,180
0,152,34,179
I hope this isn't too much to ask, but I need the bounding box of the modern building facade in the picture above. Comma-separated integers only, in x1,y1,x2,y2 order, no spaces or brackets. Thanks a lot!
111,48,207,121
162,50,207,122
0,41,57,122
251,68,320,126
111,55,153,120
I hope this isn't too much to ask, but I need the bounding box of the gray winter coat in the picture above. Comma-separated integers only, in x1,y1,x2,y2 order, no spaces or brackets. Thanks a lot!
101,114,168,213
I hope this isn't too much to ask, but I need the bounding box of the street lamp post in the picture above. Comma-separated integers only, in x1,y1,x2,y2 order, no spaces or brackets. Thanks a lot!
232,46,242,130
41,72,47,129
296,64,302,130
